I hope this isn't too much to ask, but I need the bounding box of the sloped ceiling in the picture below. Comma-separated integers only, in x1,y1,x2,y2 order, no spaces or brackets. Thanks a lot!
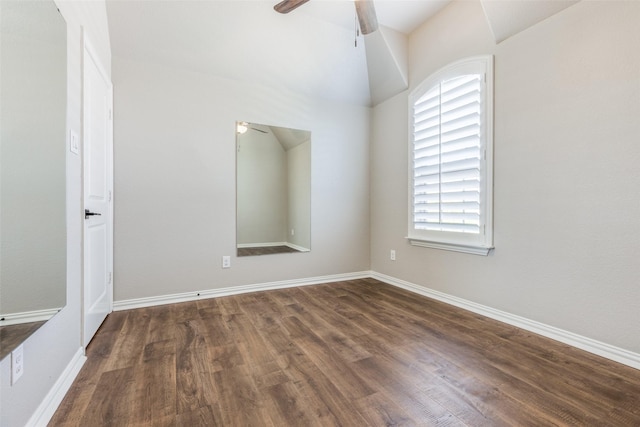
106,0,580,107
481,0,580,43
364,25,409,106
270,125,310,151
106,0,450,107
106,1,370,105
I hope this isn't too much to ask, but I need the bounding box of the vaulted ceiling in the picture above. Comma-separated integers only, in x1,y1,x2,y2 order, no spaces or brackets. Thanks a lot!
106,0,579,107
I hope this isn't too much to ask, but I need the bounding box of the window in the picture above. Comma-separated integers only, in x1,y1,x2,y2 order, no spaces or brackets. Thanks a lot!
408,56,494,255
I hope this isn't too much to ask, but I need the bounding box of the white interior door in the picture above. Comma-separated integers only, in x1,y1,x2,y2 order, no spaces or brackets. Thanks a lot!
83,36,113,348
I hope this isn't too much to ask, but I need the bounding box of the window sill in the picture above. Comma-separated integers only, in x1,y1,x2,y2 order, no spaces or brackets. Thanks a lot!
407,237,493,256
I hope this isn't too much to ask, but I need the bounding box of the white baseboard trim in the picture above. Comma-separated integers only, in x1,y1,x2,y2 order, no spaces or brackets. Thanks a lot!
26,347,86,427
370,271,640,371
0,308,62,326
113,271,371,311
237,242,286,248
285,243,310,252
112,270,639,370
236,242,310,252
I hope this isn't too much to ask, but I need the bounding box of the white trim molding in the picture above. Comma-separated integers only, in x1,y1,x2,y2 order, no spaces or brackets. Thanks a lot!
114,270,640,370
408,55,494,255
236,241,287,248
407,237,492,256
113,271,370,311
370,272,640,371
285,243,310,252
0,308,62,326
236,242,310,252
26,347,86,427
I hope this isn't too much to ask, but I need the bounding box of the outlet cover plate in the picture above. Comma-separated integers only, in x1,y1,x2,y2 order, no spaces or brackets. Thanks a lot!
11,344,24,385
222,256,231,269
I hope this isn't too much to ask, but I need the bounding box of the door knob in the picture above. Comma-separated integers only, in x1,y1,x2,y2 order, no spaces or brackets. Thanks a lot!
85,209,102,219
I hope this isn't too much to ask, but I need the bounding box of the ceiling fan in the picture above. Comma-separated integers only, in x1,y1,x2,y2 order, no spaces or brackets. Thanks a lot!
273,0,379,35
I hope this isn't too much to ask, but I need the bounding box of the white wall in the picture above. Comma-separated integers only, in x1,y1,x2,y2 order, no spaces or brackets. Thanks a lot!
287,140,311,250
237,129,288,246
0,0,111,425
5,1,638,423
0,0,66,316
112,56,370,302
371,0,640,354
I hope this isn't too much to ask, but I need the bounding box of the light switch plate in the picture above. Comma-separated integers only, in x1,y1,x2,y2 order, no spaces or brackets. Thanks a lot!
69,129,79,154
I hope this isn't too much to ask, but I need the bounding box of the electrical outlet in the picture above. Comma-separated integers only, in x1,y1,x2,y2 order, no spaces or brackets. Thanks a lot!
222,255,231,269
12,344,24,385
291,229,295,236
390,250,396,261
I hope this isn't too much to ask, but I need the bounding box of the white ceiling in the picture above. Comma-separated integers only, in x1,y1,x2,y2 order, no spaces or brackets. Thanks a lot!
300,0,452,34
106,0,451,107
106,0,578,107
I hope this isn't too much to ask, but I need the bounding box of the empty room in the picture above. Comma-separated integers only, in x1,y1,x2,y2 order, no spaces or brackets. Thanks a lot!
1,0,639,425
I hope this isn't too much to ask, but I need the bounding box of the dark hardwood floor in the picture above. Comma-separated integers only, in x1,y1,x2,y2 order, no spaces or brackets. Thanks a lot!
237,245,301,257
0,320,46,360
49,278,640,426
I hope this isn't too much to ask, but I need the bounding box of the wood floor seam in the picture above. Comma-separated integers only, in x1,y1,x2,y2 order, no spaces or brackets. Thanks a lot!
49,279,640,426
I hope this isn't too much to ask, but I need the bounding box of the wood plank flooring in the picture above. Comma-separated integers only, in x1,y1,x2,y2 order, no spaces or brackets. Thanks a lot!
237,246,301,257
49,278,640,426
0,320,46,360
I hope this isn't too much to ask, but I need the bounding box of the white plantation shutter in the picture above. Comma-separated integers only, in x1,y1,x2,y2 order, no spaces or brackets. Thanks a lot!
413,74,482,233
408,56,493,255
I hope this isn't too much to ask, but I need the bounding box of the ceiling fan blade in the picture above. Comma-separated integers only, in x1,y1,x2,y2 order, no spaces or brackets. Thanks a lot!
354,0,378,35
274,0,310,14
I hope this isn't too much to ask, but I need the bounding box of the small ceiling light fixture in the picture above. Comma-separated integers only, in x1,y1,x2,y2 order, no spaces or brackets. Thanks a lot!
237,122,248,134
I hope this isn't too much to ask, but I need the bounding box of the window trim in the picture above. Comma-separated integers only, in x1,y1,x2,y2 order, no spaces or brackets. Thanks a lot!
407,55,494,256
